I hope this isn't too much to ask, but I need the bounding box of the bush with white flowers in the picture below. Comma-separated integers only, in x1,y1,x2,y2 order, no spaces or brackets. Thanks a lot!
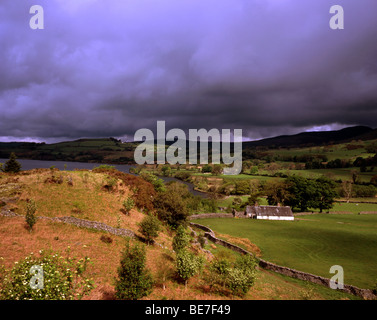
0,249,93,300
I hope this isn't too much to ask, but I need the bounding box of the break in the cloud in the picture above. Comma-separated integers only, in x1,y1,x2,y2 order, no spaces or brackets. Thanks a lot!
0,0,377,142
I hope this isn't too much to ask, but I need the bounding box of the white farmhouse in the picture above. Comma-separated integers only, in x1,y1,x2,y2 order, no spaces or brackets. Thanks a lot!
244,205,294,221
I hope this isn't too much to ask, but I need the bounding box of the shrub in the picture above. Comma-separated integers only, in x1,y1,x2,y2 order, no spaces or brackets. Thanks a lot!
371,175,377,187
155,251,175,290
234,181,251,195
232,197,243,211
202,164,212,173
100,235,113,244
115,241,153,300
25,199,37,232
123,197,135,215
140,172,166,192
212,164,223,176
206,259,231,292
198,235,206,248
154,183,190,228
207,255,257,297
139,215,160,244
0,249,93,300
352,184,377,198
172,225,190,253
174,172,192,182
228,255,257,296
176,249,203,287
226,267,254,296
103,176,118,192
93,164,116,170
211,259,231,275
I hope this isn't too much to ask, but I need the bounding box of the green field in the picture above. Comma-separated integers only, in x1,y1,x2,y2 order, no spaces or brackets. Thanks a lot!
270,143,375,162
215,196,377,213
331,202,377,213
193,214,377,289
279,168,376,183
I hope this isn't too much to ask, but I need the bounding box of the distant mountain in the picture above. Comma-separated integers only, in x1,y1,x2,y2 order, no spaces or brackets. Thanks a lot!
242,126,374,149
1,126,376,164
352,128,377,142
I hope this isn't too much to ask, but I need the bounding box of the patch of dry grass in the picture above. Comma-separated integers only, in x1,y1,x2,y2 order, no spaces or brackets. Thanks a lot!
0,170,356,300
216,232,262,257
13,170,145,233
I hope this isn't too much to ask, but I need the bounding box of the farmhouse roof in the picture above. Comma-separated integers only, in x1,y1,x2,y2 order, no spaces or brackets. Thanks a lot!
245,205,293,217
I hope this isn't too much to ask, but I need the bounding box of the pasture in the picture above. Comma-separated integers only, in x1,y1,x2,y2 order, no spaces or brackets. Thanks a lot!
193,214,377,289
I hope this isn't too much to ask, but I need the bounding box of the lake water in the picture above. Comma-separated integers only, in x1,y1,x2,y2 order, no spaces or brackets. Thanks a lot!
0,158,208,198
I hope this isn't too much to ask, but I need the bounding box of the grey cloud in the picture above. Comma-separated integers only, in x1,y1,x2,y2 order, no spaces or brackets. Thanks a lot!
0,0,377,142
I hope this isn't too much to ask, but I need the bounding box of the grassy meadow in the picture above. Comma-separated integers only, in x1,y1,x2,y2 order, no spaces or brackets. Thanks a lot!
0,169,359,300
193,214,377,289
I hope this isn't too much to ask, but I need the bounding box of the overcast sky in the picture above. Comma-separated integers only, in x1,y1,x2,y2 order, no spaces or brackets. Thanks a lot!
1,0,377,143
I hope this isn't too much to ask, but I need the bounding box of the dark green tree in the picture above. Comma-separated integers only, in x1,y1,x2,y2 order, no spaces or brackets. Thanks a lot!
172,225,190,252
115,241,153,300
234,180,251,195
202,164,212,173
285,176,316,212
285,176,337,213
175,249,203,288
3,153,21,173
25,199,37,232
207,255,257,297
161,165,172,177
154,182,190,228
311,177,338,213
211,164,223,176
264,180,290,206
139,215,160,244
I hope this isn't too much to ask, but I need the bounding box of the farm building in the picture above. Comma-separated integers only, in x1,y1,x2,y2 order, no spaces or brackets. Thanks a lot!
244,205,294,221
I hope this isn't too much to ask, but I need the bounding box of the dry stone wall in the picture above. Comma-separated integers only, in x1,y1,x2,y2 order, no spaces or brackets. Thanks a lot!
189,213,234,219
1,211,136,238
189,221,376,300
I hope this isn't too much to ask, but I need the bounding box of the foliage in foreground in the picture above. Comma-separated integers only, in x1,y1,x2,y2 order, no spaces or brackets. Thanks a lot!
208,255,258,297
115,241,153,300
176,249,204,287
0,249,93,300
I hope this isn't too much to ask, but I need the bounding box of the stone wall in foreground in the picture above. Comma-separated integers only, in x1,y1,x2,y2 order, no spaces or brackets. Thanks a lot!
189,221,376,300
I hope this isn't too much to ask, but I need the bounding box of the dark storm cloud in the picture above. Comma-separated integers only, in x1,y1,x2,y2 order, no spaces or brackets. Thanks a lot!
0,0,377,142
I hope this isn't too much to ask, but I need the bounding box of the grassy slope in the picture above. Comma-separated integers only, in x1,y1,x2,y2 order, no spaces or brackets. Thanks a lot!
266,141,376,161
193,215,377,289
0,170,358,300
